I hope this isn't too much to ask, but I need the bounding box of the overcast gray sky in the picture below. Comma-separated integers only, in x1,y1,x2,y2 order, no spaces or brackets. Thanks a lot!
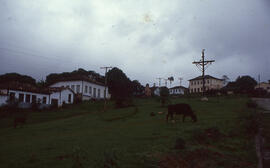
0,0,269,87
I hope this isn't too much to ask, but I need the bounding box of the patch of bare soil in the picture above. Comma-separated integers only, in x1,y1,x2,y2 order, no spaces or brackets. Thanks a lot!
158,148,254,168
192,127,225,145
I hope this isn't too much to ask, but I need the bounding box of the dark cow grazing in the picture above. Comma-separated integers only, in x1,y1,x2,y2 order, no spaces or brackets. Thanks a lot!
167,103,197,122
14,117,27,128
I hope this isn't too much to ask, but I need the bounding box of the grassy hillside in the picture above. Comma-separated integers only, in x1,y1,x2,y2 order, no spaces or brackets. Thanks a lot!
0,97,257,168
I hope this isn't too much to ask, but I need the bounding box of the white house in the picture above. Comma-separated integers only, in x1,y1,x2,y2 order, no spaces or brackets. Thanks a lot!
0,85,74,107
48,87,75,107
169,86,187,95
49,80,110,100
0,90,8,106
189,75,224,93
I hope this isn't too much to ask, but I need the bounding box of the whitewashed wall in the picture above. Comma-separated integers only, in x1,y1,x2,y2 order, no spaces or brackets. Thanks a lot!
169,88,185,95
0,95,8,106
50,80,111,99
50,89,74,107
7,90,50,104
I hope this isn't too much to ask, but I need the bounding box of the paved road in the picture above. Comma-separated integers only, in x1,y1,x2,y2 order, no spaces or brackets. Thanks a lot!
253,98,270,168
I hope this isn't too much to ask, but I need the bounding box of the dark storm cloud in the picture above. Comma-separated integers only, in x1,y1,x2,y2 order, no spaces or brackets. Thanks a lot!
0,0,269,87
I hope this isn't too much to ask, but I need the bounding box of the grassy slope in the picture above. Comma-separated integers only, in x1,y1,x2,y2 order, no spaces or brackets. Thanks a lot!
0,97,257,168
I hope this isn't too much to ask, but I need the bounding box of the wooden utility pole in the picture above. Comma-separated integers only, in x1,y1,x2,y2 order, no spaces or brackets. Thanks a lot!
192,49,215,96
156,78,162,87
258,74,261,88
163,78,168,87
100,66,112,110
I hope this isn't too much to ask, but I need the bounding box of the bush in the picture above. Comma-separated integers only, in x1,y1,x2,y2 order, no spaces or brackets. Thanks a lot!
174,138,186,150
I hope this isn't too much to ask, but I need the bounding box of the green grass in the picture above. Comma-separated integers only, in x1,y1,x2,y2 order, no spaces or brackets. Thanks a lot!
0,97,257,168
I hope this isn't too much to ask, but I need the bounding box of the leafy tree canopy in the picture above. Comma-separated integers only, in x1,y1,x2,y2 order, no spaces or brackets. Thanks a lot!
131,80,144,96
45,68,105,86
0,73,36,85
107,67,133,100
223,75,257,93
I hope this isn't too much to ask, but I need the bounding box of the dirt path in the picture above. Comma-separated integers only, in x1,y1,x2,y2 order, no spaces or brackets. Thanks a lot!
252,98,270,168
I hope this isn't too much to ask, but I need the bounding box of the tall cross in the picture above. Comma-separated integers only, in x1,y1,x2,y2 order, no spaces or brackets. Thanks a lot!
192,49,215,96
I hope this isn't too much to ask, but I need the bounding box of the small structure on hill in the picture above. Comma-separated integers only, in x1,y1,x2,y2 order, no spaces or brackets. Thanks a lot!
189,75,224,93
169,86,187,95
254,81,270,93
145,83,151,97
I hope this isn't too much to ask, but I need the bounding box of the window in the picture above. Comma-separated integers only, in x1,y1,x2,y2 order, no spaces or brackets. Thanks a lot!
98,89,100,98
68,94,72,103
9,92,15,101
197,81,199,85
19,93,24,102
51,99,58,106
76,85,80,93
85,86,88,93
42,97,47,104
71,85,75,91
32,95,37,103
89,86,92,94
25,94,30,103
93,88,96,98
207,80,209,84
197,88,200,92
201,81,203,84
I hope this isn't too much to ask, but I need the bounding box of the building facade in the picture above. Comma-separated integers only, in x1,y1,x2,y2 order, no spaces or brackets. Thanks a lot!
169,86,187,95
254,81,270,93
49,80,110,100
189,75,224,93
0,87,74,107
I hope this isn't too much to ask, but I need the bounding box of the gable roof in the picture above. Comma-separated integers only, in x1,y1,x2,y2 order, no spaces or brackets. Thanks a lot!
0,82,50,94
0,82,75,95
48,87,75,94
189,75,223,81
49,78,105,86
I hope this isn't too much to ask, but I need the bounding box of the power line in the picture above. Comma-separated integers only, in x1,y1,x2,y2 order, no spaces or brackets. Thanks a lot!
178,77,183,86
163,78,168,87
156,77,162,87
100,66,112,110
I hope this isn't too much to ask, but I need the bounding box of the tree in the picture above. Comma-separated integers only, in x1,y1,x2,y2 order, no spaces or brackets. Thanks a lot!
222,75,230,86
235,76,257,94
0,73,36,85
168,76,174,87
222,75,257,94
107,67,133,107
131,80,144,97
37,79,46,88
45,68,105,86
159,87,169,107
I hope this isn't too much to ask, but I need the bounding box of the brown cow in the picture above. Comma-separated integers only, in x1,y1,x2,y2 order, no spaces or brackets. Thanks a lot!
167,103,197,122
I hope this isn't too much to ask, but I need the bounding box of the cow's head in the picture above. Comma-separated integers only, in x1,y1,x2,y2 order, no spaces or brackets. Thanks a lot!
191,114,197,122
